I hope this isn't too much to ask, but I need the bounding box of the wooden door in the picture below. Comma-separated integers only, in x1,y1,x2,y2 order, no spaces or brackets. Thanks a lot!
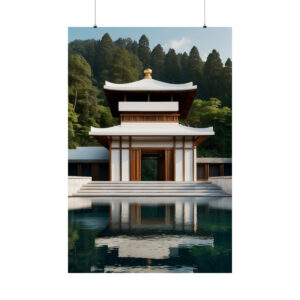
130,149,141,181
165,149,174,181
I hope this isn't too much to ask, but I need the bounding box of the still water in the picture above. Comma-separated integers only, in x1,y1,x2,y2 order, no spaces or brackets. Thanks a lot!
68,197,232,273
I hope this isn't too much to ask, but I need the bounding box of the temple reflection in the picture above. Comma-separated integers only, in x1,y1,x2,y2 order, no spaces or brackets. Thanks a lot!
109,202,199,233
94,199,226,262
68,197,232,272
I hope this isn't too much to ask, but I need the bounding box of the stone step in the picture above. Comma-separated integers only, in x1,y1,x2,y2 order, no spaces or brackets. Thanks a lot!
81,186,221,191
85,183,216,188
75,192,228,197
82,184,219,189
77,189,223,194
88,181,210,185
72,181,228,197
89,181,206,183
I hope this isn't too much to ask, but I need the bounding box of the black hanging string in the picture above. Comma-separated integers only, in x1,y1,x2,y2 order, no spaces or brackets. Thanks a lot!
93,0,97,28
203,0,207,28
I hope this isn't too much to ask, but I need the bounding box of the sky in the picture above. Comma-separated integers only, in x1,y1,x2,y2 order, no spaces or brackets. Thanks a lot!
68,27,232,63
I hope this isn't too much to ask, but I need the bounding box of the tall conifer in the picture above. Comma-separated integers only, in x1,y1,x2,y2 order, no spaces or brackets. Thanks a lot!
150,44,165,80
203,49,223,99
138,34,151,69
180,52,189,81
221,58,232,107
187,46,203,96
95,33,115,85
109,48,139,83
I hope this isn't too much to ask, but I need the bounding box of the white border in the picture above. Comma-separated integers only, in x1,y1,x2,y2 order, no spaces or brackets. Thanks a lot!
1,0,300,300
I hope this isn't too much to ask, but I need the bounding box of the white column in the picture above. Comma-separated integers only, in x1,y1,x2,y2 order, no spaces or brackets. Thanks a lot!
194,147,197,181
121,149,130,181
111,149,120,181
184,149,193,181
175,149,183,181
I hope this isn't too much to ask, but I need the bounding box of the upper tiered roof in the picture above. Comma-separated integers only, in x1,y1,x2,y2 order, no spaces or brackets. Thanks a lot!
104,69,197,119
104,78,196,92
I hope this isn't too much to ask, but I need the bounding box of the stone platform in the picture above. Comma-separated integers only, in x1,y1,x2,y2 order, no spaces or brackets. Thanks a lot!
70,181,231,197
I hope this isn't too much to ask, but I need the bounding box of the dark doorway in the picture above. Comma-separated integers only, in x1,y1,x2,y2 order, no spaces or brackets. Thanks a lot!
197,164,206,180
68,162,109,181
131,149,174,181
141,151,164,181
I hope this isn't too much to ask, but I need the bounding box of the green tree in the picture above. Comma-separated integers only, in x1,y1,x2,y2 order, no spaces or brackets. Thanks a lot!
183,98,232,157
96,105,119,128
130,53,143,79
138,34,151,69
164,49,182,83
127,40,138,56
68,54,100,146
69,54,94,111
150,44,165,80
68,103,80,149
179,51,189,81
203,49,223,99
95,33,115,86
187,46,204,96
221,58,232,107
115,38,126,49
109,48,139,83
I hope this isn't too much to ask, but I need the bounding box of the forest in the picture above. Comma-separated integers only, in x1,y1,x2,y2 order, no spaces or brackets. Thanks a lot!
68,33,232,157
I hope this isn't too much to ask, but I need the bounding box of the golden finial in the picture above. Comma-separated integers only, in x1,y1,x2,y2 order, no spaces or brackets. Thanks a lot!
144,68,152,79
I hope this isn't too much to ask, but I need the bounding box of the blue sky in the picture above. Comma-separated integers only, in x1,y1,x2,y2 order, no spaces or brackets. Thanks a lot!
68,27,231,63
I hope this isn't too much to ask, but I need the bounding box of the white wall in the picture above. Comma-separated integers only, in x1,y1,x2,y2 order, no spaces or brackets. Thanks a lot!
68,176,91,196
119,101,178,112
175,149,183,181
194,148,197,181
121,149,130,181
131,138,173,148
184,149,193,181
209,176,232,194
175,137,196,182
111,149,120,181
110,136,196,182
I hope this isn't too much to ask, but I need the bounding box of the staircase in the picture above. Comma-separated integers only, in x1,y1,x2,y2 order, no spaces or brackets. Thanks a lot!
71,181,230,197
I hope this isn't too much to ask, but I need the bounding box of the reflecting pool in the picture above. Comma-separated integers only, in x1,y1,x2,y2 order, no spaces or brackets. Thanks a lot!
68,197,232,273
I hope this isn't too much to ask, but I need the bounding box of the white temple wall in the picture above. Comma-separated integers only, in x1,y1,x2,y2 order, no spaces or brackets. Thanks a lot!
132,141,173,148
111,149,120,181
110,135,197,182
131,136,173,148
111,138,119,148
175,149,183,181
121,149,130,181
122,139,129,147
184,149,193,181
194,147,197,181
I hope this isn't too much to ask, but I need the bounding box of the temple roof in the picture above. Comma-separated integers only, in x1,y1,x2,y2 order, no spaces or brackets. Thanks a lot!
90,122,214,137
103,69,197,119
104,79,196,92
68,146,109,162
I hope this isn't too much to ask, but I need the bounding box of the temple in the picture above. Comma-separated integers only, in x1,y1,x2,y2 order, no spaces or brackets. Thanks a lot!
89,69,214,182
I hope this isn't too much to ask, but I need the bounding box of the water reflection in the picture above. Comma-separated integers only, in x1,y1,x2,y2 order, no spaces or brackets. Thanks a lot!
68,197,232,273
